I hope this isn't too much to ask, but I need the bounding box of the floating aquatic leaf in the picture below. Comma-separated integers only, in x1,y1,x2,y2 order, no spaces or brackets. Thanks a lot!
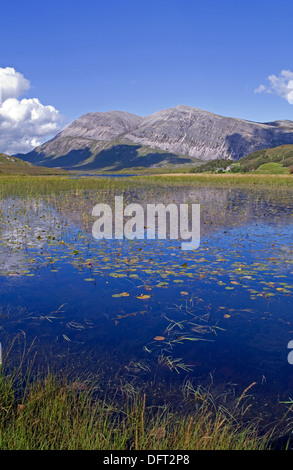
109,273,127,278
112,292,130,298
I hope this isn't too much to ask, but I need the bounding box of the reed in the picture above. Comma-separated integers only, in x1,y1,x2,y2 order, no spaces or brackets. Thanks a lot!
0,364,278,450
1,173,293,200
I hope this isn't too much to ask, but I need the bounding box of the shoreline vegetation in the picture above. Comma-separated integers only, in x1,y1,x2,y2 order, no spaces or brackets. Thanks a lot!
1,173,293,199
0,360,288,451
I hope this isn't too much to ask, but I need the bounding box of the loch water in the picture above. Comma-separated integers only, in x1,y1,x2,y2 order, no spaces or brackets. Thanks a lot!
1,183,293,419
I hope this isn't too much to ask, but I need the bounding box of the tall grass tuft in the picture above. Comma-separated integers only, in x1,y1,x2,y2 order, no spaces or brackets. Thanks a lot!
0,365,277,450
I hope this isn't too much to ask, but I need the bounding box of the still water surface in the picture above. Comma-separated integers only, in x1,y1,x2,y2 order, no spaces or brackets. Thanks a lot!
1,184,293,415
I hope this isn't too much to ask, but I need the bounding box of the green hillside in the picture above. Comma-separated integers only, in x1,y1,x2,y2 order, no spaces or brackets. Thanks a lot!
253,162,289,174
192,145,293,174
237,145,293,172
0,153,68,175
17,140,198,171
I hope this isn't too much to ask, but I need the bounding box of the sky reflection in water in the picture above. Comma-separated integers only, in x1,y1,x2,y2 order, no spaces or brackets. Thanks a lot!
1,185,293,412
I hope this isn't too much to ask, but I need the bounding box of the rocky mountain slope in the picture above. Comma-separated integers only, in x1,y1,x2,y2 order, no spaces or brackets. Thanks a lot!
15,106,293,170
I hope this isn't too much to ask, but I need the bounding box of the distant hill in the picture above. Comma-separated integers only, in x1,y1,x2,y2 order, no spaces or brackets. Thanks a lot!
193,144,293,174
14,106,293,171
0,153,68,175
235,144,293,172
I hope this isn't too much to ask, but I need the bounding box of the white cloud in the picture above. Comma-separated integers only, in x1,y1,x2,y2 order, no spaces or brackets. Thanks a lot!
255,70,293,104
254,84,267,94
0,67,30,103
0,67,63,155
0,98,62,155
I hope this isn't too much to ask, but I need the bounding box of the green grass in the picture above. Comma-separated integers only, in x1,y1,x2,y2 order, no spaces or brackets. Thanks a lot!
253,163,290,174
149,173,293,189
1,173,293,200
0,366,277,450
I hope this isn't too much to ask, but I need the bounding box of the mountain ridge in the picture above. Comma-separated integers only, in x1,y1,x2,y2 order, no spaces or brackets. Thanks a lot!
14,105,293,171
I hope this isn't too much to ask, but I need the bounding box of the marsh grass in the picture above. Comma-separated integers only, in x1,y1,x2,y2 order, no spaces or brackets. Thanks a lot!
1,173,293,199
0,362,278,450
152,173,293,187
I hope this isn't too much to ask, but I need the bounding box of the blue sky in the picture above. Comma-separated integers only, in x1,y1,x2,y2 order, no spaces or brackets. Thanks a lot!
0,0,293,153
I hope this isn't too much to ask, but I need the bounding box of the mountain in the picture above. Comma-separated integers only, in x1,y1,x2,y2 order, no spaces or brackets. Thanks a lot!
14,106,293,171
